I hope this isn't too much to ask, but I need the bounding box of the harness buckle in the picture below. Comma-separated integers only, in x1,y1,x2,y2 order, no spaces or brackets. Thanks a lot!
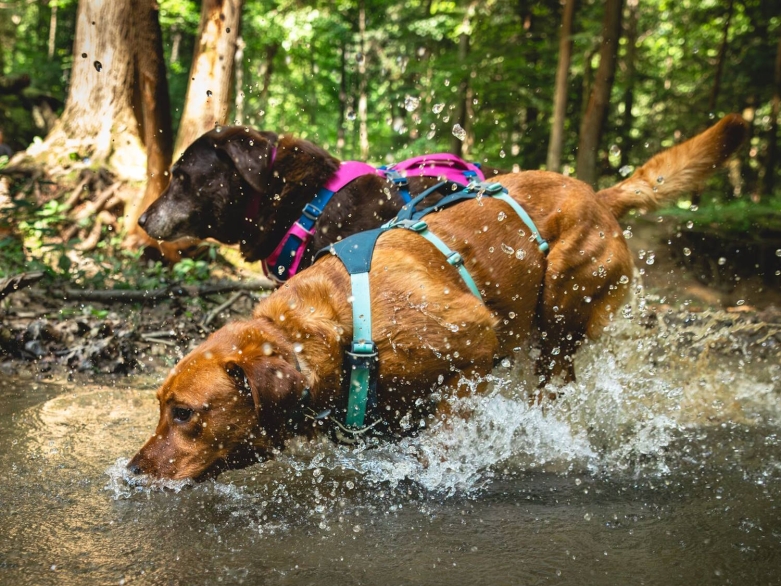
350,340,377,355
302,202,324,222
446,251,464,267
410,220,428,232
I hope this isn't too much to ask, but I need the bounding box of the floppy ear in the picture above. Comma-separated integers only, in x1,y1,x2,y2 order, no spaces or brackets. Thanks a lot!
225,355,305,438
216,130,278,193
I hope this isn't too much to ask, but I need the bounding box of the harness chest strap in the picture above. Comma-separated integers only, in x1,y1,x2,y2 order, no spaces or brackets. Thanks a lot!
317,181,549,433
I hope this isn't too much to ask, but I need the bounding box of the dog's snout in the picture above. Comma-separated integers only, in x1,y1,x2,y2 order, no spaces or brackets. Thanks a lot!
127,460,143,475
137,212,148,228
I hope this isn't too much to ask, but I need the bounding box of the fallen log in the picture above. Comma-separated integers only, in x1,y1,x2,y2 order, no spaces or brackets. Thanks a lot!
0,271,45,301
61,278,275,302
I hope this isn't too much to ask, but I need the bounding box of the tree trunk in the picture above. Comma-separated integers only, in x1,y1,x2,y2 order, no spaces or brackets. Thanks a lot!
358,0,369,160
708,0,734,113
450,2,476,156
336,40,347,155
124,0,175,249
257,43,278,117
761,33,781,198
234,36,246,125
576,0,624,187
619,0,638,170
25,0,147,180
173,0,243,159
547,0,577,172
47,2,57,59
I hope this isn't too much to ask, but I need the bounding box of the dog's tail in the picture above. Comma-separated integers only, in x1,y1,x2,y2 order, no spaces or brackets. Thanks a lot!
597,114,747,219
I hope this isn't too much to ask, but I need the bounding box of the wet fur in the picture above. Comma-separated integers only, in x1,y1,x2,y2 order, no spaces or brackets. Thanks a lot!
129,115,746,480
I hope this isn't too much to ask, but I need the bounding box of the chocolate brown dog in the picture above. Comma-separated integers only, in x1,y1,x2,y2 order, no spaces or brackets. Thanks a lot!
137,129,499,269
129,115,746,481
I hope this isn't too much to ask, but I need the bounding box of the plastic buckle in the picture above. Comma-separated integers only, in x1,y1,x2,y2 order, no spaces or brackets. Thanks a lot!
446,251,464,267
302,203,323,221
350,340,377,355
409,220,428,232
485,182,504,194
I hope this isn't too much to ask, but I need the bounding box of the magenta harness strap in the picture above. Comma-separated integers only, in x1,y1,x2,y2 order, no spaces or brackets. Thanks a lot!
260,154,486,282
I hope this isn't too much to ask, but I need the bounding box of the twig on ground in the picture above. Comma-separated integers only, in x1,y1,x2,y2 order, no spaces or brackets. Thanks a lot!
0,272,46,301
202,291,245,326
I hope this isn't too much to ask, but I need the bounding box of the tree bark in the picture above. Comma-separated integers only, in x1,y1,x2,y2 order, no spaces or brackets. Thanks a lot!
124,0,175,251
234,36,246,125
708,0,735,113
25,0,145,179
576,0,624,187
619,0,638,170
357,0,369,160
450,2,476,156
47,2,57,59
173,0,244,159
546,0,577,172
761,33,781,198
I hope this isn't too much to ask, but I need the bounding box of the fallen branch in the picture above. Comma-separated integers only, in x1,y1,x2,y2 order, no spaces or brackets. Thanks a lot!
0,271,46,301
202,291,245,326
62,278,274,302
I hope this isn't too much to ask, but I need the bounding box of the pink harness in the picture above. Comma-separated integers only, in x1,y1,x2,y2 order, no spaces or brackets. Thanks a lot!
259,153,486,282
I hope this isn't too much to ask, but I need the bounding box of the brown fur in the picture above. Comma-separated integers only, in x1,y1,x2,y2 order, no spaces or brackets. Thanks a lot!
129,115,746,480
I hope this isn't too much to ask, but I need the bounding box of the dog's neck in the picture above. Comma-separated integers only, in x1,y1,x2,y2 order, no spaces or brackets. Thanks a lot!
239,135,341,262
251,263,353,410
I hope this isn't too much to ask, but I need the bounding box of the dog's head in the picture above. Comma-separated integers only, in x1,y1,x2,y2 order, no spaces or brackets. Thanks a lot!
127,320,306,481
138,127,278,243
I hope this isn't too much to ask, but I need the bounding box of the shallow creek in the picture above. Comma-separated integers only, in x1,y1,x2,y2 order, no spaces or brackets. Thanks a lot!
1,308,780,585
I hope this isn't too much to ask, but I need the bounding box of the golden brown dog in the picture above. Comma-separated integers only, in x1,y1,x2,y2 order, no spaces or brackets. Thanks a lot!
128,115,746,480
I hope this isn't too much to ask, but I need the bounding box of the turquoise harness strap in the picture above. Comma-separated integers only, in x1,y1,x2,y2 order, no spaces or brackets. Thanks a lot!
386,219,483,300
314,180,548,434
493,193,550,254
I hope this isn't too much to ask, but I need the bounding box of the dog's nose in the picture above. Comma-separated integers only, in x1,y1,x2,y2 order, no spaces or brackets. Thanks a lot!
127,461,143,475
137,212,148,228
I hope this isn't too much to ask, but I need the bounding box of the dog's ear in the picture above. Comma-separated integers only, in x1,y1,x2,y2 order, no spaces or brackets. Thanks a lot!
225,355,304,437
216,130,278,193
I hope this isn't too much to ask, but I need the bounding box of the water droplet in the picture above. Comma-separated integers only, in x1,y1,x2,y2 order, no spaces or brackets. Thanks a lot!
500,358,511,368
262,342,273,356
709,112,715,119
432,103,445,114
355,52,365,64
499,149,506,158
451,124,466,141
718,257,727,266
619,165,632,177
551,347,561,355
497,211,506,221
584,513,592,521
501,243,514,255
623,229,633,239
353,524,363,533
515,249,526,260
646,252,656,265
346,109,356,121
583,296,592,303
609,144,621,157
656,176,665,184
686,221,694,229
93,60,102,72
403,95,420,112
619,275,629,284
683,247,692,257
736,299,745,306
689,204,699,212
293,343,304,353
206,90,213,97
775,249,781,258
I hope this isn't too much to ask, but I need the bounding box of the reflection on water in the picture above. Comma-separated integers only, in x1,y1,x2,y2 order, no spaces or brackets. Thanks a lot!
1,310,780,585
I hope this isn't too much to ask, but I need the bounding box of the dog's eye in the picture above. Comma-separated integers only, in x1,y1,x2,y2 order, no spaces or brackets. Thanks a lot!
172,407,193,423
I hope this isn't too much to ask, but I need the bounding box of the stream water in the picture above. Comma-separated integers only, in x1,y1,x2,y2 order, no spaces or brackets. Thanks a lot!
1,306,780,585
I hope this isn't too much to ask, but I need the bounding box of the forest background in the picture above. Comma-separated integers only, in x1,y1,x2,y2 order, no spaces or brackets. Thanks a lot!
0,0,780,295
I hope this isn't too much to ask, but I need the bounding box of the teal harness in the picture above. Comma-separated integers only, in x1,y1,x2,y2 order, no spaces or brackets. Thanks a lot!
313,181,549,438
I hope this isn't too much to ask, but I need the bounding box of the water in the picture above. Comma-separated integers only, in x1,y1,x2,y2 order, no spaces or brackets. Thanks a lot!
1,308,780,585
